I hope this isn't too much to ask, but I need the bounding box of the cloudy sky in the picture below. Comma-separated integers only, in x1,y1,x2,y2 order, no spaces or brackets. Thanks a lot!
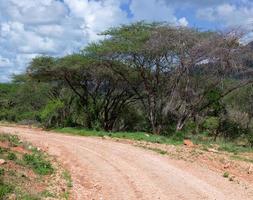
0,0,253,82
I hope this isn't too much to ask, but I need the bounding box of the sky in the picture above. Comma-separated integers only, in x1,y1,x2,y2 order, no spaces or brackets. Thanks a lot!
0,0,253,82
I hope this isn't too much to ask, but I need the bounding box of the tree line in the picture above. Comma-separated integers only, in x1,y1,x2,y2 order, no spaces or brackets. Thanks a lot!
1,22,253,145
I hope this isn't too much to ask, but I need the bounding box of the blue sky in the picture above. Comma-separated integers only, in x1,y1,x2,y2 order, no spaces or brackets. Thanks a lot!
0,0,253,82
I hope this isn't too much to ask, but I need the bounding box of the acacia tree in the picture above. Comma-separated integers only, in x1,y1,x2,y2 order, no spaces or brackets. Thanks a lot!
86,22,253,133
164,30,253,130
27,54,135,131
86,22,179,133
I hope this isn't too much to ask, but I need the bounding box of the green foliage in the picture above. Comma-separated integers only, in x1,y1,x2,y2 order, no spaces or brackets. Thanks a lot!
223,171,229,178
206,88,225,115
0,134,68,199
115,105,147,131
88,22,155,55
21,194,40,200
0,81,50,124
172,131,186,141
0,180,13,200
0,134,20,147
219,120,248,140
40,100,65,128
54,127,183,145
7,152,17,161
0,169,4,176
246,131,253,147
62,171,72,188
7,135,20,147
23,153,53,175
202,117,219,131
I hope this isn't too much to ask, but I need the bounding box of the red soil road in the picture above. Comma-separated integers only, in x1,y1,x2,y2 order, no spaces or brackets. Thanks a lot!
0,126,253,200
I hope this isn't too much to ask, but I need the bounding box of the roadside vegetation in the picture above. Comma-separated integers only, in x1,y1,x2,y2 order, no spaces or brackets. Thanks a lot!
0,133,71,200
0,22,253,153
53,127,183,145
53,127,253,155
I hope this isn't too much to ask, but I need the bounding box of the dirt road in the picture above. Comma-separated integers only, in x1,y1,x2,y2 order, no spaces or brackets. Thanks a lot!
0,126,252,200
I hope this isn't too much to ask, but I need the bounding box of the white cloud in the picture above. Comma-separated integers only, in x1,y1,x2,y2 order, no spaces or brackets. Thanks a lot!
64,0,129,41
0,21,59,54
178,17,189,27
0,0,68,25
0,0,88,82
196,3,253,28
6,0,250,82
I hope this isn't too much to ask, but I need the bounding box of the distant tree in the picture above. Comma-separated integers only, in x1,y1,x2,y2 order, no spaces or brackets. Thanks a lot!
0,75,51,122
27,54,135,131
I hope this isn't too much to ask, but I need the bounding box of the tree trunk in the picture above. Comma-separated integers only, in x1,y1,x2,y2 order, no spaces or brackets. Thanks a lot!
214,130,219,142
176,116,188,131
149,109,161,134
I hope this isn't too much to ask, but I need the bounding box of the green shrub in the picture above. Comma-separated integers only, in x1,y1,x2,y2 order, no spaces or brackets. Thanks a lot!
202,117,219,131
201,117,220,140
184,120,197,133
223,171,229,178
40,100,65,128
7,152,17,161
7,135,20,147
172,131,186,141
0,181,13,199
0,169,4,176
23,153,53,175
21,194,40,200
219,120,248,140
0,148,5,154
246,131,253,147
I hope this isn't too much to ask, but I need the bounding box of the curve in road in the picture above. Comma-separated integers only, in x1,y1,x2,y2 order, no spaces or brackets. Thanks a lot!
0,126,252,200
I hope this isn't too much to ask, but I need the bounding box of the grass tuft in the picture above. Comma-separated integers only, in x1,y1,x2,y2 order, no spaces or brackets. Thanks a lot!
223,171,229,178
23,153,53,175
0,181,13,199
7,152,17,161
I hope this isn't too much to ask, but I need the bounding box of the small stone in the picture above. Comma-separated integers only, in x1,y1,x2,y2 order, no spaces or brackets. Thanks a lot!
229,176,235,182
103,136,110,140
208,148,218,153
248,164,253,174
224,163,230,169
183,139,194,147
0,159,6,165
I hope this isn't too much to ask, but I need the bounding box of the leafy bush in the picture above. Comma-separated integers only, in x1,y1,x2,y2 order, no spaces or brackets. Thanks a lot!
7,152,17,161
223,171,229,178
219,120,248,141
0,169,4,176
182,120,197,135
202,117,219,131
201,116,220,139
0,180,13,199
40,100,65,128
23,153,53,175
171,131,186,141
246,131,253,147
7,135,20,147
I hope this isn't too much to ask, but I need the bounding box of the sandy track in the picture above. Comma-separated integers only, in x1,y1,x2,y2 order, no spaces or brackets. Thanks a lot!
0,126,253,200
